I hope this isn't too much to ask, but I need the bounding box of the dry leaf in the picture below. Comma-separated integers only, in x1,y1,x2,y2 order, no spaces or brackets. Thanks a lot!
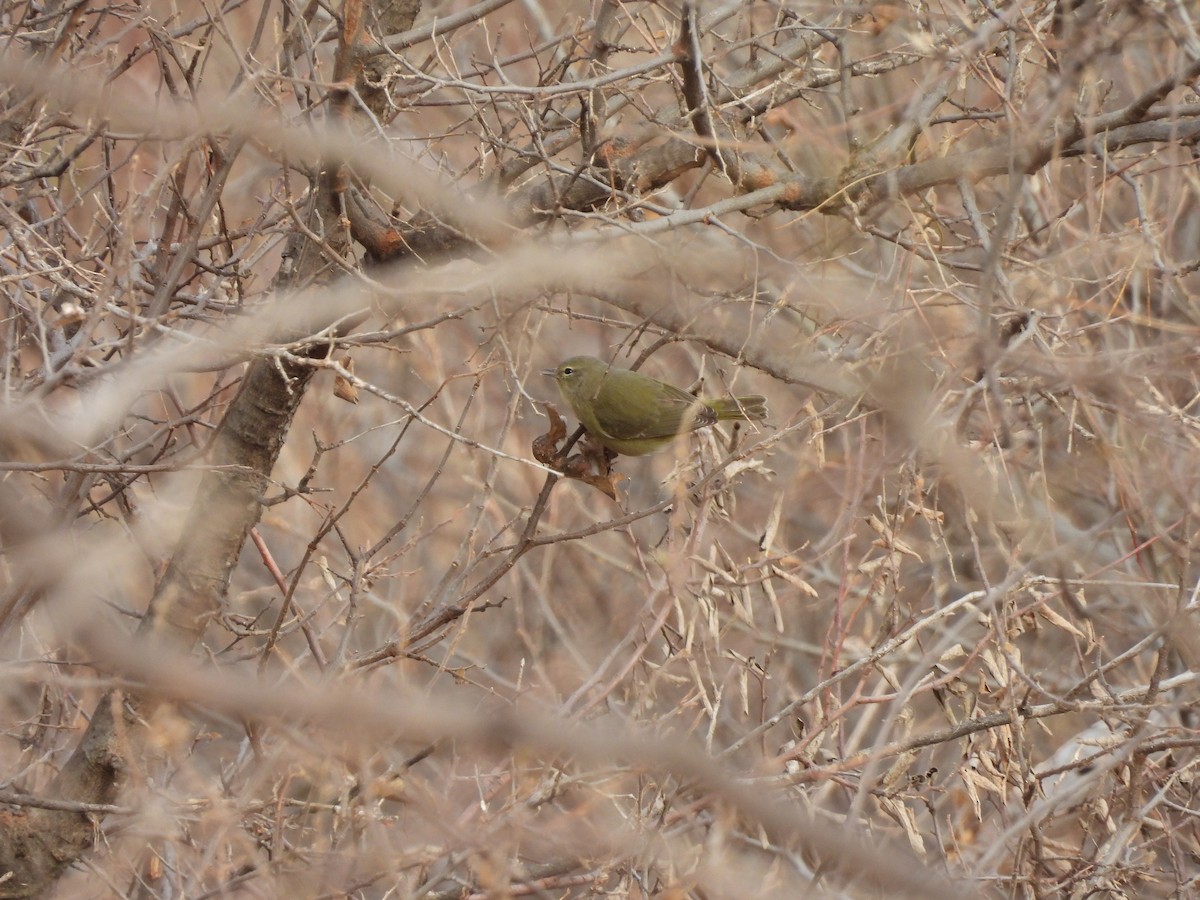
333,354,359,404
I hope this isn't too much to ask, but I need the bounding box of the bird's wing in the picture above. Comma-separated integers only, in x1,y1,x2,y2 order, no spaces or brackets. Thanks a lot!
597,377,716,441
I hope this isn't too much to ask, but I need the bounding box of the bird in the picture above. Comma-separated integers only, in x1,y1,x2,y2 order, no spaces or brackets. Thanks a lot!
544,355,766,456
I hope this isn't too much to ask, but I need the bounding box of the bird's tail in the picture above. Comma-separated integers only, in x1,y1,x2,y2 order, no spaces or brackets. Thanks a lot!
709,395,767,421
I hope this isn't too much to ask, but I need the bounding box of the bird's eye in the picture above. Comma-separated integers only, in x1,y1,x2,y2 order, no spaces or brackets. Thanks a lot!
562,367,574,375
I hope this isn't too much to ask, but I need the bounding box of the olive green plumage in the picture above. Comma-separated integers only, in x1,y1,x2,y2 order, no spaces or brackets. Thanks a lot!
544,356,767,456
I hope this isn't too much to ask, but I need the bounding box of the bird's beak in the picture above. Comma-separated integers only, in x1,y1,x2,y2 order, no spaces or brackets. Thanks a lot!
540,367,557,378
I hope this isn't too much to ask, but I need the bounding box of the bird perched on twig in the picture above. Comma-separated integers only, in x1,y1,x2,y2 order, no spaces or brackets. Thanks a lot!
544,355,766,457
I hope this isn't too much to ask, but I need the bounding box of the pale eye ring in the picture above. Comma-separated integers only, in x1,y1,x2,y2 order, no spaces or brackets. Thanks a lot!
562,367,574,375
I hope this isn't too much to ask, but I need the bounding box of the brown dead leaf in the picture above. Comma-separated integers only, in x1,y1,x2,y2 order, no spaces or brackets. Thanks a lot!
333,354,359,404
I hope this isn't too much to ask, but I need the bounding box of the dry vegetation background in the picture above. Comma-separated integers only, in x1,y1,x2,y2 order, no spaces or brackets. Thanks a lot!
1,0,1200,896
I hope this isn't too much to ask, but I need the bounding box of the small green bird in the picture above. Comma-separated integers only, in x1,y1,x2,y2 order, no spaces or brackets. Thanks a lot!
544,355,767,456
